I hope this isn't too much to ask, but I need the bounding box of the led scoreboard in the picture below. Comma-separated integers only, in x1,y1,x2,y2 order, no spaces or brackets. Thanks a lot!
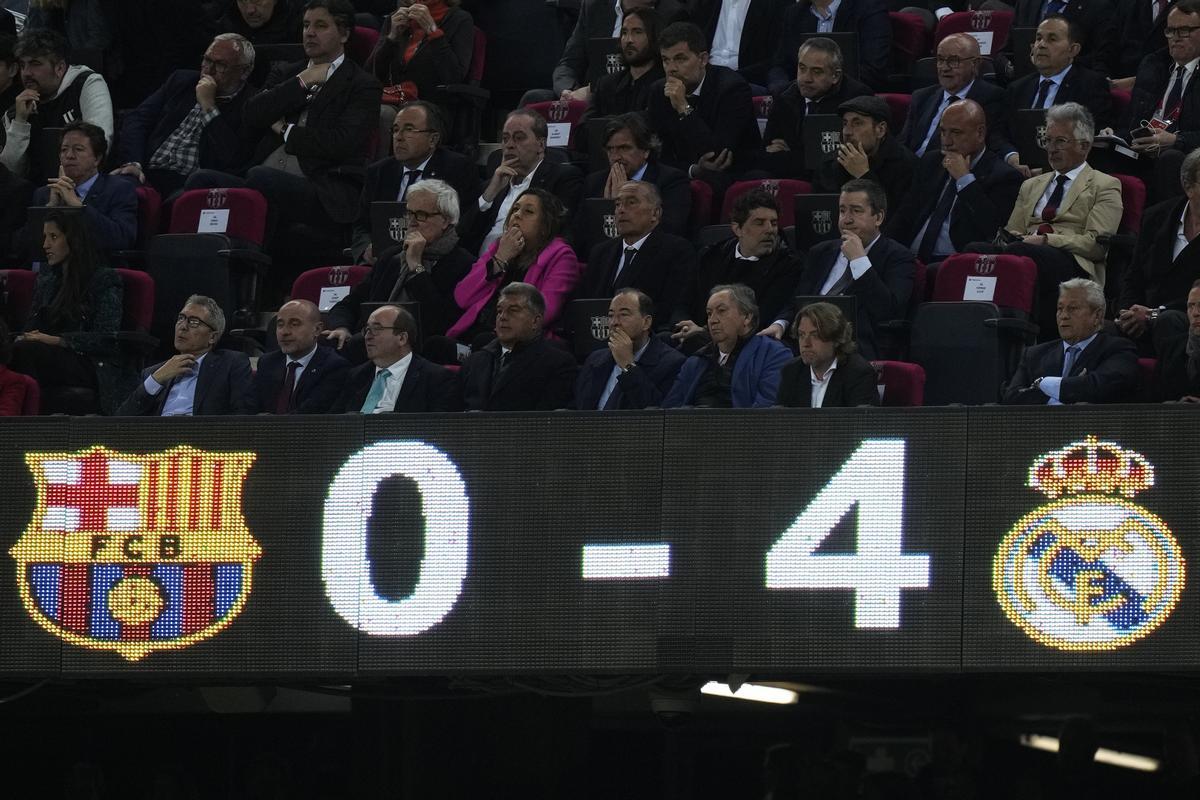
0,406,1197,678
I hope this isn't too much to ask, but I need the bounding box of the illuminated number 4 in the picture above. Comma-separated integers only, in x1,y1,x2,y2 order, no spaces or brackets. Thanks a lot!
765,439,930,628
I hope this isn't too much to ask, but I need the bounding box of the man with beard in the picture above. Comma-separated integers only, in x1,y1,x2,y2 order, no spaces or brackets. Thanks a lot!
815,95,916,215
591,7,665,117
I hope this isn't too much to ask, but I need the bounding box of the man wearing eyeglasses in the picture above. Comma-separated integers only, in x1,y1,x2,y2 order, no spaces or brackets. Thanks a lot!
111,34,258,199
331,304,461,413
116,295,252,416
350,100,477,264
898,33,1008,157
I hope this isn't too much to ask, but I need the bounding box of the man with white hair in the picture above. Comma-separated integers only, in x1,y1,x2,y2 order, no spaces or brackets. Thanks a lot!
1003,278,1138,404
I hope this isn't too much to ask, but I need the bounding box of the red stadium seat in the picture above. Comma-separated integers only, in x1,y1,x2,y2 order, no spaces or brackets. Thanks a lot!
116,268,154,333
1112,173,1146,235
872,360,926,406
525,99,589,150
133,184,163,248
12,371,39,416
291,265,372,310
932,253,1037,313
889,12,931,73
347,25,380,67
1110,88,1132,123
169,188,269,245
689,179,714,233
719,179,813,224
933,10,1014,55
0,269,35,331
878,93,911,132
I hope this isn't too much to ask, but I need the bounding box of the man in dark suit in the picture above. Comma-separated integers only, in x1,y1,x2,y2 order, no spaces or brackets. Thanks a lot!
332,304,461,413
887,100,1023,264
111,34,258,198
777,301,880,407
1012,0,1119,77
350,100,477,264
247,300,349,413
116,295,252,416
898,34,1010,157
768,0,891,92
1004,16,1113,173
1003,278,1138,403
460,282,578,411
31,121,137,256
675,188,801,351
187,0,381,236
574,288,686,409
759,37,872,178
815,95,917,215
647,22,761,180
1116,0,1169,80
582,113,691,236
462,108,583,256
764,179,913,360
692,0,789,88
1150,279,1200,400
591,7,668,118
580,181,695,325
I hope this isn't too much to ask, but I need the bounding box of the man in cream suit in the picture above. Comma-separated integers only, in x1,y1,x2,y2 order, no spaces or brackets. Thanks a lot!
1001,102,1122,338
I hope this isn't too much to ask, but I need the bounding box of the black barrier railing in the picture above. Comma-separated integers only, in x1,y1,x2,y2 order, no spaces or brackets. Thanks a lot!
0,406,1195,677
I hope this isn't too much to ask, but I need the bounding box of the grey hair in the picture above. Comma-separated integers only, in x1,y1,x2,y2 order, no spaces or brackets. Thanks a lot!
406,178,461,225
619,179,662,210
499,281,546,319
213,32,256,70
709,283,759,328
185,294,226,338
1059,277,1105,311
1045,102,1094,145
1182,147,1200,190
797,37,843,75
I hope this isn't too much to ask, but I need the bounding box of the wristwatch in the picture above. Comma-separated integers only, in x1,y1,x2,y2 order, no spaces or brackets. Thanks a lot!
1148,305,1167,322
678,105,694,119
620,363,637,375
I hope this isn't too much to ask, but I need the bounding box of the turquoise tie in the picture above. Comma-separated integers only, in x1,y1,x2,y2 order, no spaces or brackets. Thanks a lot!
360,368,391,413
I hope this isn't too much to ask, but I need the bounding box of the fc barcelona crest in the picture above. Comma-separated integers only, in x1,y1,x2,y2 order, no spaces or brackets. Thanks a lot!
605,53,622,74
820,131,840,156
388,216,407,243
590,315,610,341
1035,124,1048,150
12,445,261,661
811,209,832,235
602,214,618,239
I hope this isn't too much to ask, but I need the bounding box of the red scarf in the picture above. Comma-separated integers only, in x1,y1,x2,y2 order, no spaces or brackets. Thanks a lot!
403,2,450,65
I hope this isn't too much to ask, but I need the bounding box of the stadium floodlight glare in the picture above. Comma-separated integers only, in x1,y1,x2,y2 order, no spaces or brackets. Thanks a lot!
700,682,799,705
1018,734,1160,772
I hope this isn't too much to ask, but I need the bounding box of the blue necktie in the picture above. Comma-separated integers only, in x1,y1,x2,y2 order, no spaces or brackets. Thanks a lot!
916,174,958,263
360,368,391,413
1061,345,1080,378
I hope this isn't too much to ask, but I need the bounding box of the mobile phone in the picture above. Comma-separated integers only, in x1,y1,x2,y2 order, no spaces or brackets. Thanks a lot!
1132,125,1155,139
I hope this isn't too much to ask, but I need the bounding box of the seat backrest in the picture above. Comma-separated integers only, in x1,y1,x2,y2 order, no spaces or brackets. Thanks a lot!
889,12,931,68
698,224,735,248
933,10,1014,53
910,301,1005,405
291,266,372,310
169,188,269,246
348,25,380,66
0,269,36,331
134,185,163,248
146,233,238,352
115,268,155,332
872,360,926,406
15,371,39,416
1110,88,1132,124
878,93,912,132
1112,173,1146,234
526,100,588,149
932,253,1037,314
719,179,812,224
468,27,487,85
688,179,714,232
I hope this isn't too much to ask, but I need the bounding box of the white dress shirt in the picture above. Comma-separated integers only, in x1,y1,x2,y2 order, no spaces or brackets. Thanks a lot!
810,357,840,408
1156,56,1200,119
810,0,842,32
710,0,751,69
366,352,414,413
917,80,975,156
819,233,880,295
479,159,542,255
1175,201,1195,260
145,352,209,416
1033,161,1086,217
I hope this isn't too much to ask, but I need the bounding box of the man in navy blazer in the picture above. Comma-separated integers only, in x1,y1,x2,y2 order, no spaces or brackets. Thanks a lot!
116,295,252,416
765,179,913,360
768,0,891,92
111,34,258,198
1003,278,1138,404
664,284,792,407
247,300,349,414
575,289,686,409
332,304,462,413
898,34,1010,157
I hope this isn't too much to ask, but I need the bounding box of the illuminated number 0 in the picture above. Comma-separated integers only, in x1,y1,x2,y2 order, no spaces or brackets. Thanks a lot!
322,442,470,635
765,439,929,628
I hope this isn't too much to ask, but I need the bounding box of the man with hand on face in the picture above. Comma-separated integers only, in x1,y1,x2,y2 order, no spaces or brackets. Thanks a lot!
116,296,252,416
582,113,690,236
648,22,760,183
247,299,349,413
111,34,258,199
664,283,791,407
777,301,880,407
579,180,695,324
591,7,667,117
332,304,461,413
350,100,477,264
31,120,136,255
815,96,917,214
1003,278,1138,404
674,189,800,351
462,108,582,256
759,37,871,179
574,288,686,409
764,179,913,360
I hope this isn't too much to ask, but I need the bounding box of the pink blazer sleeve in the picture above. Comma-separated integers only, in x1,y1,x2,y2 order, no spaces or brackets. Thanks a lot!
527,238,582,329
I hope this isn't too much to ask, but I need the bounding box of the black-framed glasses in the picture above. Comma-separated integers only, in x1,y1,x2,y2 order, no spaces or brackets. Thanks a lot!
361,324,399,336
393,125,436,137
201,56,244,73
935,56,979,68
405,209,443,223
176,314,216,331
1166,25,1200,38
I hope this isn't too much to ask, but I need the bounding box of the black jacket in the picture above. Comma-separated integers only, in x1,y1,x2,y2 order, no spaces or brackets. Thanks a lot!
461,155,584,254
552,0,689,93
680,237,803,333
580,228,697,328
116,349,252,416
461,336,578,411
768,0,891,92
692,0,789,86
1117,0,1169,79
1004,63,1113,131
246,345,350,414
331,354,462,413
573,335,686,410
1123,48,1200,152
648,64,762,172
1002,332,1139,404
581,160,691,237
1013,0,1119,77
815,133,918,216
368,7,475,100
244,56,382,224
591,62,666,118
759,76,873,177
1120,196,1200,312
898,79,1010,156
777,351,880,407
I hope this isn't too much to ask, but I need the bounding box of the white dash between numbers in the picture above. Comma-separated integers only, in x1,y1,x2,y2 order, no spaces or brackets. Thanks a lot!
581,543,671,580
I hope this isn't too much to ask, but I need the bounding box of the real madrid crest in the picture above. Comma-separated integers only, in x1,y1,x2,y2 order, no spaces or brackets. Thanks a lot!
993,437,1184,651
12,445,261,661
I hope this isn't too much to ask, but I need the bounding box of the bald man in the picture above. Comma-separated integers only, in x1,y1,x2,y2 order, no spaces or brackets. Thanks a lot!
886,99,1023,263
898,33,1011,157
247,299,350,414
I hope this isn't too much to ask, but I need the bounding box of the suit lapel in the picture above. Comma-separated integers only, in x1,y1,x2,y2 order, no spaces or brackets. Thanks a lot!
306,58,352,119
193,356,212,414
391,357,422,411
1057,164,1091,218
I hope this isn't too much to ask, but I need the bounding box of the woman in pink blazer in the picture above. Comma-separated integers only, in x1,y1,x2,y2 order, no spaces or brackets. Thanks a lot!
447,188,581,345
